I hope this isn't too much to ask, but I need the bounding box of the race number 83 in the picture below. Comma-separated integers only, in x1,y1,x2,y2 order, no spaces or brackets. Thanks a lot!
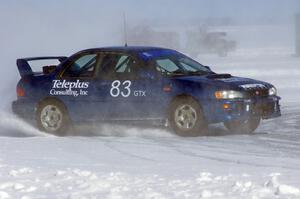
110,80,131,97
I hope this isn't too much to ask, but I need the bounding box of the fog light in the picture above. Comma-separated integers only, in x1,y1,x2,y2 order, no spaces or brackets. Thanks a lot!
246,104,250,112
223,104,230,109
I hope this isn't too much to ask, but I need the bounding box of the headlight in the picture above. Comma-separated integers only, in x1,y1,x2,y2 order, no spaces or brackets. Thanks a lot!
268,87,277,96
215,90,244,99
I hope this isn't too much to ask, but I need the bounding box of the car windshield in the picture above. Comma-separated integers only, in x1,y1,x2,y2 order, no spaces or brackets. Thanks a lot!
153,54,213,76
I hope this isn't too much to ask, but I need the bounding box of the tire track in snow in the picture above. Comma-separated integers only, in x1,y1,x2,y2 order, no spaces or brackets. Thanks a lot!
147,136,300,171
102,138,157,162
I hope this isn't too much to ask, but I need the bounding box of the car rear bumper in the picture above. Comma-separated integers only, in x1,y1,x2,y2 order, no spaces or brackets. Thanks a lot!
12,99,36,120
208,96,281,123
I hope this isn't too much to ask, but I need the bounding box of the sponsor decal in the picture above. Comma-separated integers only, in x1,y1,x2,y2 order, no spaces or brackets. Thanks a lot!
239,83,267,90
133,90,146,97
50,80,89,97
110,80,146,98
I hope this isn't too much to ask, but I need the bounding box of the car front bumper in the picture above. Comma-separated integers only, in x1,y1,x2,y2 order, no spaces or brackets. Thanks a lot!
208,96,281,123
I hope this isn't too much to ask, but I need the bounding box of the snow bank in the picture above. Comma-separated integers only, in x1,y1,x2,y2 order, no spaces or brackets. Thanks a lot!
0,168,299,199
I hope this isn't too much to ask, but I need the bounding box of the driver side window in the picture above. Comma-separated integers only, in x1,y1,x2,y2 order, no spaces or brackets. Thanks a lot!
98,53,139,80
62,54,98,78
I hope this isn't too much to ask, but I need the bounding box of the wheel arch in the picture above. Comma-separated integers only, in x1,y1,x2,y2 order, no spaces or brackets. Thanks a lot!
168,94,205,119
36,97,69,113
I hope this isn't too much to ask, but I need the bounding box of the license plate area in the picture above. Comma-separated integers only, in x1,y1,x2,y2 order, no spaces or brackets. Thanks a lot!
252,102,275,116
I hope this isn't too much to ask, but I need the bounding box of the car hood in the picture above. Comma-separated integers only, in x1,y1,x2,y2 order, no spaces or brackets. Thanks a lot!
173,73,273,90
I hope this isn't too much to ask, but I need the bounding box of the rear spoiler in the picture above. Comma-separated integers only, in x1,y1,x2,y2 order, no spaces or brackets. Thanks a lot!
16,56,67,77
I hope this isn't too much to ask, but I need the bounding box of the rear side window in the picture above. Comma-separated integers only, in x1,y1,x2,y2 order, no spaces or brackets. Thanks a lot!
62,54,98,78
115,55,132,73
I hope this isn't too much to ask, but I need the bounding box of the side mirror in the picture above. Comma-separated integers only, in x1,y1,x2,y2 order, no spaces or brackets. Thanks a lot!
138,70,156,80
204,65,211,71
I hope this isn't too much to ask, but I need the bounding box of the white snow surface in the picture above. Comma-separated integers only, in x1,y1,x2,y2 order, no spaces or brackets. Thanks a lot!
0,25,300,198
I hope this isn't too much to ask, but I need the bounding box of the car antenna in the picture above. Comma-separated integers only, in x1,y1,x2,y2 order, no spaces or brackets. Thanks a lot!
123,12,128,47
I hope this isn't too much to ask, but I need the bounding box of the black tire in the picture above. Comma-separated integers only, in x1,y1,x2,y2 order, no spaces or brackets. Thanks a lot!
224,117,260,134
36,98,71,136
169,96,207,137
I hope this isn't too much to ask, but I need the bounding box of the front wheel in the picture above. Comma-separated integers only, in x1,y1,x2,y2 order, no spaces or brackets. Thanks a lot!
224,117,260,134
169,97,207,137
36,99,71,136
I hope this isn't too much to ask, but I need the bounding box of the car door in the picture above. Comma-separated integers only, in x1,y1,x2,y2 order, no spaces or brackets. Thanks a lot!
93,52,165,120
54,52,101,121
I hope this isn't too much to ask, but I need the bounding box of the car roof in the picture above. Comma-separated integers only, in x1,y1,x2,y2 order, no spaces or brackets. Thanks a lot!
79,46,173,54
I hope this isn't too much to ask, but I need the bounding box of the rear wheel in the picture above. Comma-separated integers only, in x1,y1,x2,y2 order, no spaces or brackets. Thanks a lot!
36,99,71,136
169,97,207,137
224,117,260,134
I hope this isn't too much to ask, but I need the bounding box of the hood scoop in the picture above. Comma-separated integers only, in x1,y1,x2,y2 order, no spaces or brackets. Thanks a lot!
206,73,232,79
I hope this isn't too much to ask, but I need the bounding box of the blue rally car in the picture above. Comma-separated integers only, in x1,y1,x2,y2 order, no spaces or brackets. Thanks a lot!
12,47,281,136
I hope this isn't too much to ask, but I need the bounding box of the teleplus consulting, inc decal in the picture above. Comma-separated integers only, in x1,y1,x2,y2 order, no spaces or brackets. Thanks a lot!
50,80,89,97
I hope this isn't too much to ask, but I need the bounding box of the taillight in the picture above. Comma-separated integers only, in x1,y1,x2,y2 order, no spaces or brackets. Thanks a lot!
163,85,172,92
17,86,25,97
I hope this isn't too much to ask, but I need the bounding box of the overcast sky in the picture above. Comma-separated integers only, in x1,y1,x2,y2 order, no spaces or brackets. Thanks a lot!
1,0,299,25
0,0,298,57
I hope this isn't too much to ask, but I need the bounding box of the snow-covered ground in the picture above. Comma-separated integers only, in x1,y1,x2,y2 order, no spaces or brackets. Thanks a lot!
0,25,300,198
